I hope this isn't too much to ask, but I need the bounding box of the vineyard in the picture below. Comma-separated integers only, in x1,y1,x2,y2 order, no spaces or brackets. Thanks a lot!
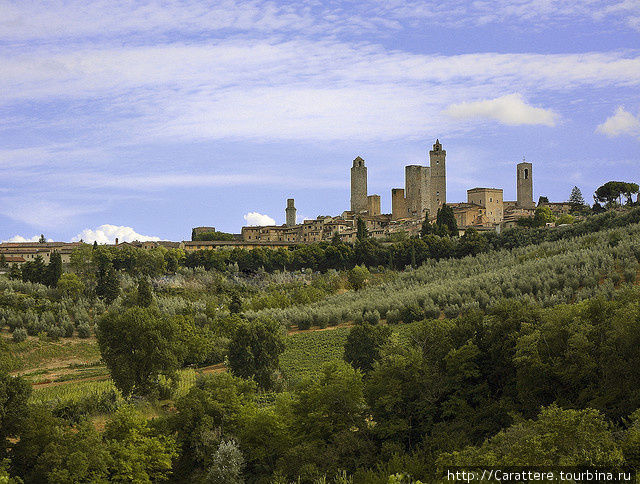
247,223,640,327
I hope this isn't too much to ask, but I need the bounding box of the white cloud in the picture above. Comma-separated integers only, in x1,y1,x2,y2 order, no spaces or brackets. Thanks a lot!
443,94,558,126
2,235,52,243
596,106,640,138
72,224,161,244
243,212,276,226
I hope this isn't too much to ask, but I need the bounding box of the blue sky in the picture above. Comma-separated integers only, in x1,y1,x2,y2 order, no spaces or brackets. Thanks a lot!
1,0,639,243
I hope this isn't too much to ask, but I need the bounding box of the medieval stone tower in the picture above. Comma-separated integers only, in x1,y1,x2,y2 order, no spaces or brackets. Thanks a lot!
405,165,430,218
285,198,297,226
516,160,534,208
429,139,446,216
350,156,368,213
391,139,447,220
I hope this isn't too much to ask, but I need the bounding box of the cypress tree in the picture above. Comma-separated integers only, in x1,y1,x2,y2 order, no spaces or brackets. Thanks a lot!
436,204,458,236
96,266,120,304
356,218,368,241
136,277,153,307
420,211,433,238
569,186,585,207
44,251,63,287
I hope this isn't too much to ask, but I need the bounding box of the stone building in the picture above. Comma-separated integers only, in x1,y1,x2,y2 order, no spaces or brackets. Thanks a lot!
391,188,408,220
467,188,504,224
450,203,488,228
286,198,297,227
350,156,368,213
516,161,534,209
391,139,447,221
405,165,430,218
367,195,381,216
192,226,216,237
0,242,82,265
429,139,446,216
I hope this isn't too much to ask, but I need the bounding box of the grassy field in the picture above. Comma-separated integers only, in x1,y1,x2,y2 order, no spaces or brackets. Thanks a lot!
7,336,101,373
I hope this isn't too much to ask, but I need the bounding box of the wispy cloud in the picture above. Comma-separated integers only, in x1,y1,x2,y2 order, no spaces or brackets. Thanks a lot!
444,94,558,126
2,0,639,44
0,199,102,229
596,106,640,139
56,172,348,190
2,41,639,144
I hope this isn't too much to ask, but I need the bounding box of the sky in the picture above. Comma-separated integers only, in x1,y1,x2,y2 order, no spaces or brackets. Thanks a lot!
1,0,639,243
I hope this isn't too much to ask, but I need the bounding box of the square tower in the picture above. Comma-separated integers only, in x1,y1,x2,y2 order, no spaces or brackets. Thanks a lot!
405,165,430,218
367,195,381,216
350,156,368,213
516,161,534,209
391,188,408,220
285,198,297,227
429,139,446,217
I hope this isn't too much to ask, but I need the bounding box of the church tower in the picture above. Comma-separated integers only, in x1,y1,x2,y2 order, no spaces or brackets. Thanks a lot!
285,198,297,226
429,139,446,217
516,160,534,208
350,156,368,213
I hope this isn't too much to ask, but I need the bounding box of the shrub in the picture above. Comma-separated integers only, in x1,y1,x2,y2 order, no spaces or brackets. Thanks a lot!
77,324,93,338
386,309,401,324
364,310,381,325
47,325,65,339
624,269,637,284
12,327,27,343
63,321,75,338
297,313,312,331
443,305,460,319
400,304,423,324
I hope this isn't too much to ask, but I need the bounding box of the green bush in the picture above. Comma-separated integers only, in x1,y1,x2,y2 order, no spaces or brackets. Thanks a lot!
77,323,92,338
12,327,27,343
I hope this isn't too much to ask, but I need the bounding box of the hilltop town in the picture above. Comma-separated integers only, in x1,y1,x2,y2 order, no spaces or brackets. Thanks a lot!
239,139,557,247
0,139,580,263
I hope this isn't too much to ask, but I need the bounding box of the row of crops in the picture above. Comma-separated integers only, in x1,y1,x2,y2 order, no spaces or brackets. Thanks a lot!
246,224,640,327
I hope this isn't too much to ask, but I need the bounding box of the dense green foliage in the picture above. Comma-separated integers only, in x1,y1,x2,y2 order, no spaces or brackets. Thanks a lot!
2,207,640,482
227,317,286,389
97,307,186,396
191,229,236,241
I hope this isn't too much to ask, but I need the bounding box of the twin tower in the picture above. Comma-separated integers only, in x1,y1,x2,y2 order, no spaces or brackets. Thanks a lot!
351,140,447,220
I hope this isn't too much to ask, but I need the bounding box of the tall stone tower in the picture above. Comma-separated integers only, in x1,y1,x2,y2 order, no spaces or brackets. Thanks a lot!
405,165,430,217
429,139,446,217
391,188,407,220
285,198,297,226
516,160,534,208
350,156,368,213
